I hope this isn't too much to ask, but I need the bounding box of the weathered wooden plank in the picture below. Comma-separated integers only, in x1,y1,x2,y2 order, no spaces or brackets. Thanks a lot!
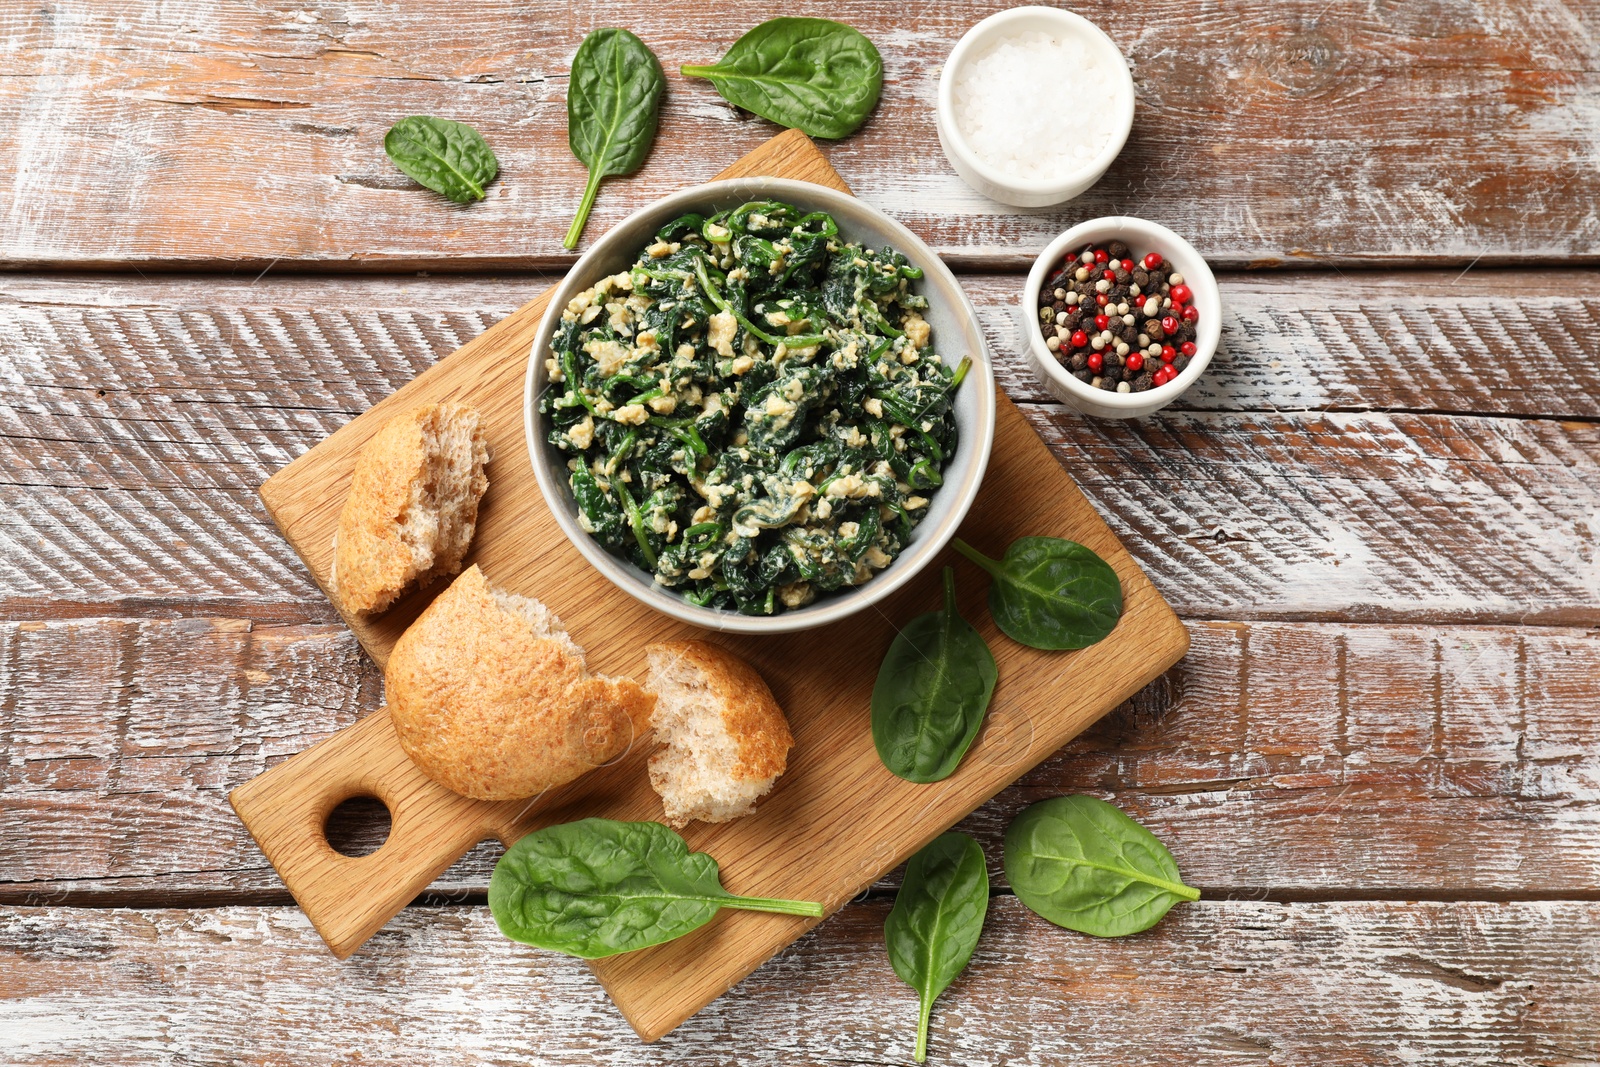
2,273,1597,623
5,269,1599,417
2,900,1596,1065
2,1,1598,269
1029,406,1600,626
3,618,1596,903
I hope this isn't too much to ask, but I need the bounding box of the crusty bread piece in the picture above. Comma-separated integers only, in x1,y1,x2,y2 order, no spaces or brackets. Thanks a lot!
334,402,488,615
386,566,654,801
644,641,794,828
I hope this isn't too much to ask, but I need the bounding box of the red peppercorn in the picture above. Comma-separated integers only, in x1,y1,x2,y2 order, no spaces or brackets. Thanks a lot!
1182,305,1200,324
1096,293,1109,306
1161,345,1176,363
1121,258,1135,271
1070,329,1089,348
1102,269,1117,282
1142,252,1163,270
1087,351,1103,372
1093,249,1109,264
1126,351,1144,372
1161,315,1180,334
1180,341,1197,356
1094,313,1110,330
1170,283,1192,305
1153,366,1173,386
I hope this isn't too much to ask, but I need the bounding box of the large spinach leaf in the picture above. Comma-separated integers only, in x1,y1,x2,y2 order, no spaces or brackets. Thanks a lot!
564,28,665,249
953,536,1122,650
871,568,997,783
1004,796,1198,938
489,818,822,958
383,116,498,204
681,18,882,140
885,832,989,1063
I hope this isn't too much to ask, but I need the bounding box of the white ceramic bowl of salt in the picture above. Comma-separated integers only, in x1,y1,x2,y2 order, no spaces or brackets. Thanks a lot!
936,7,1134,208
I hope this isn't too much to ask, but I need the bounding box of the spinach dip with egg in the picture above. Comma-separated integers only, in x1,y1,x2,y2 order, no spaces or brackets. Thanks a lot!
542,200,970,616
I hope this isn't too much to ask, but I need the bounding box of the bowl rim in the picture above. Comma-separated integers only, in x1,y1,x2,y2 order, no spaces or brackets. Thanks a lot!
936,6,1135,196
523,177,997,634
1024,216,1221,410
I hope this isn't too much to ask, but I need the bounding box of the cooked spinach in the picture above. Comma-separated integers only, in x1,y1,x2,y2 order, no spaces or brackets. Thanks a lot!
953,536,1122,650
871,568,996,783
886,832,989,1063
488,818,822,958
563,28,666,249
542,200,971,615
1004,796,1198,938
681,18,883,140
383,116,498,204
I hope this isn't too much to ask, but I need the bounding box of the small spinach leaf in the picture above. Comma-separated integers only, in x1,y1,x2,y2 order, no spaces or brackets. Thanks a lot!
871,568,997,783
886,832,989,1063
953,536,1122,650
564,28,666,249
1004,795,1198,938
383,116,498,204
488,818,822,958
681,18,882,140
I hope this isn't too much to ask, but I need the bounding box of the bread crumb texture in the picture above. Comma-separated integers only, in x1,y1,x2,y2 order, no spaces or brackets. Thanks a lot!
644,641,794,828
334,402,489,615
387,566,654,801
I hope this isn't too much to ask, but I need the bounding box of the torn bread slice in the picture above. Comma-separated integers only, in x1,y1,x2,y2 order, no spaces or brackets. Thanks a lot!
386,565,655,801
334,402,488,614
644,641,794,828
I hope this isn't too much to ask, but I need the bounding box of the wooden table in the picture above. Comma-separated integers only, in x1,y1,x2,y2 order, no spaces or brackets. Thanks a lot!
2,2,1597,1063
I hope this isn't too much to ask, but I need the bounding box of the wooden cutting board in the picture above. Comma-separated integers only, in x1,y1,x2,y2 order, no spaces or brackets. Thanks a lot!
234,129,1190,1042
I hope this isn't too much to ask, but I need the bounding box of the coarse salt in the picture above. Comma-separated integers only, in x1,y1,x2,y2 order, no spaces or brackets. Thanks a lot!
952,29,1125,181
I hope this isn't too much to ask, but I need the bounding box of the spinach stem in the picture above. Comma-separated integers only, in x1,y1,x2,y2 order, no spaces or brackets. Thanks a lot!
693,255,826,349
951,538,999,577
564,168,605,249
611,478,657,568
950,355,972,390
721,895,825,918
915,993,932,1062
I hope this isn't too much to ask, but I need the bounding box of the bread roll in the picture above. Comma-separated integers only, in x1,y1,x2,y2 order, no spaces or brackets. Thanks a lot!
334,402,488,615
644,641,793,828
386,566,654,801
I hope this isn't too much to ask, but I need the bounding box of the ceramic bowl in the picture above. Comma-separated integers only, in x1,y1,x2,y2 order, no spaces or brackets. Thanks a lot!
525,178,997,634
1023,216,1220,419
936,6,1134,208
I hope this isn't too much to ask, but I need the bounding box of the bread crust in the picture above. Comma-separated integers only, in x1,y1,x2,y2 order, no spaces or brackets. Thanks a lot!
387,566,654,801
644,640,792,783
334,402,488,615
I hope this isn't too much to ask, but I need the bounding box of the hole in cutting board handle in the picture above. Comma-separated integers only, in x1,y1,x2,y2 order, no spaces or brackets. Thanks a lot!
323,794,393,858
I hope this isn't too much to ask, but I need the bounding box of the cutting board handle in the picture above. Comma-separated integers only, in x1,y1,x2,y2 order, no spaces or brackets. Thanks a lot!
229,709,500,958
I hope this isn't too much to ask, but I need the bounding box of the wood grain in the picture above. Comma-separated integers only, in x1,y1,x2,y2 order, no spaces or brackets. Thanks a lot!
2,1,1598,269
7,618,1598,904
3,899,1596,1066
2,271,1597,625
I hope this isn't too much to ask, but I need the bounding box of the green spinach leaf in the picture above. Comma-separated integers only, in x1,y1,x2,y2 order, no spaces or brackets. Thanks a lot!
681,18,882,140
1004,796,1198,938
953,536,1122,650
886,832,989,1063
871,567,997,783
564,28,666,249
489,818,822,958
383,116,498,204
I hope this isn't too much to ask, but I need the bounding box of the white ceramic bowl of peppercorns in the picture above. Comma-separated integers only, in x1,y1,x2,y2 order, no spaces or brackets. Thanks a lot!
1023,217,1221,419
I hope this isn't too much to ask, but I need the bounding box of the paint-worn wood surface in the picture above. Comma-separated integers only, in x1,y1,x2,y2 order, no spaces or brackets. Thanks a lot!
2,1,1599,1062
240,132,1188,1039
3,900,1598,1066
3,0,1599,270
